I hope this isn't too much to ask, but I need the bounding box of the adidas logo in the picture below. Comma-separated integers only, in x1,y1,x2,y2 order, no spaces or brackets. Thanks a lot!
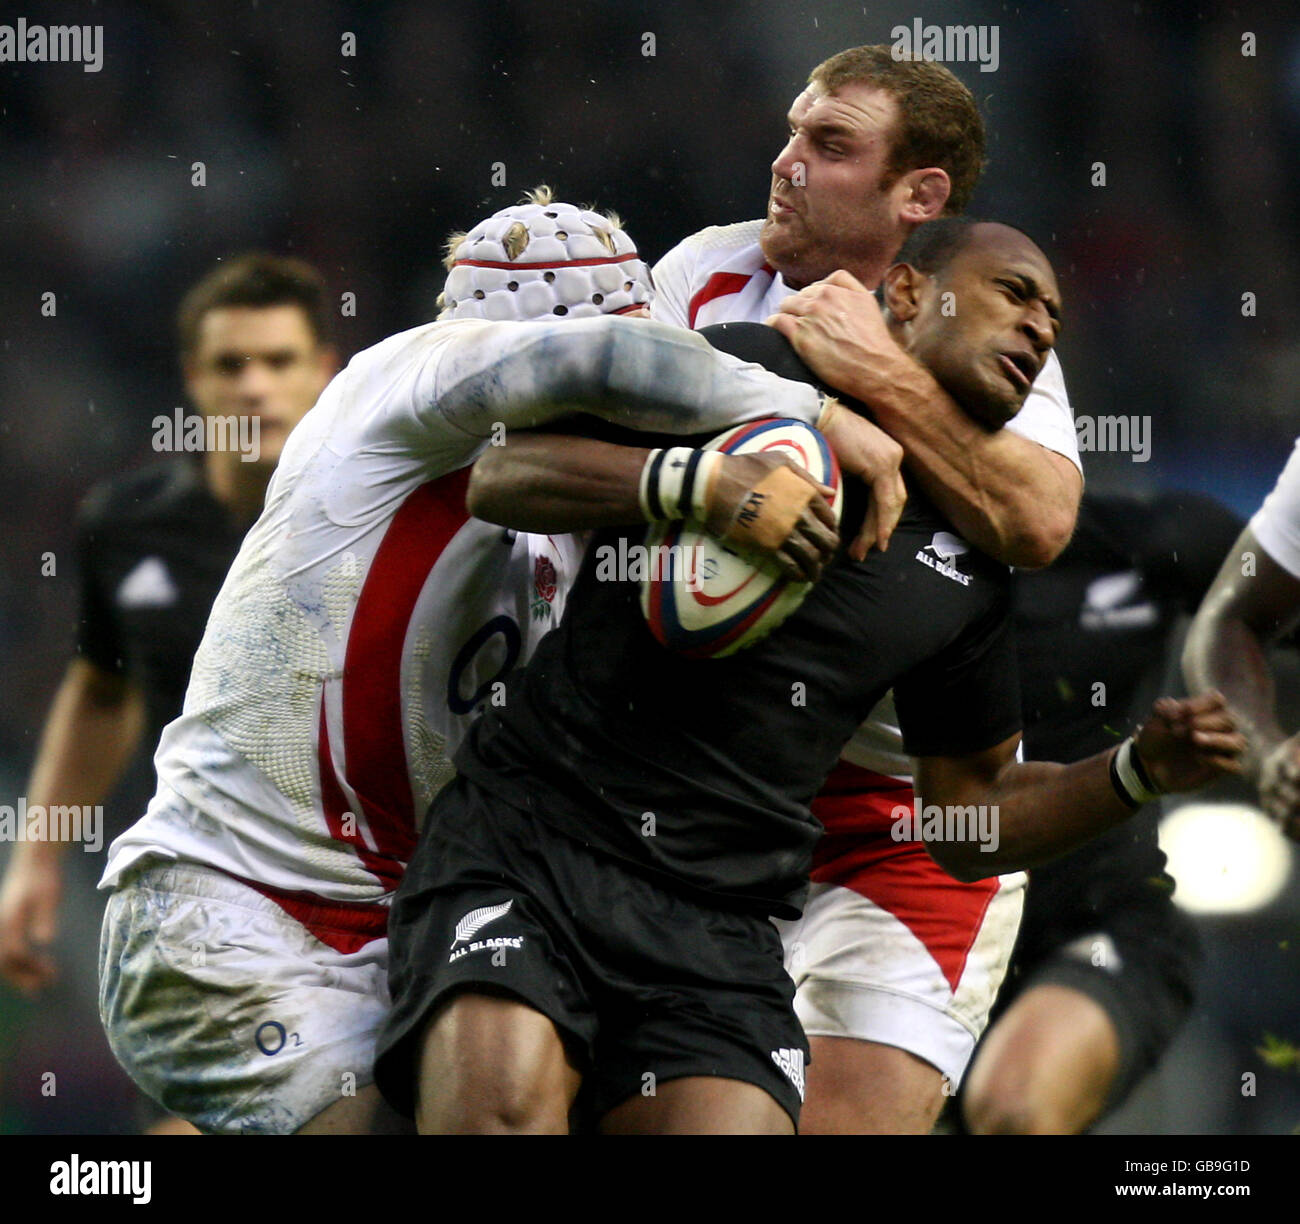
116,557,179,608
770,1047,806,1100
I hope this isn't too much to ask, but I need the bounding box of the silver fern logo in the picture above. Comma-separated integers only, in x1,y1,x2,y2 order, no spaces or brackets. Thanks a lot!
451,900,514,948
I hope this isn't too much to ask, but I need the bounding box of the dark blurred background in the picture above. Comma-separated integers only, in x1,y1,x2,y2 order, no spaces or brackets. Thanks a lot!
1,0,1297,1133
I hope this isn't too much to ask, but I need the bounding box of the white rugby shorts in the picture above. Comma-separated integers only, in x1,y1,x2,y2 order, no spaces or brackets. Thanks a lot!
99,861,390,1134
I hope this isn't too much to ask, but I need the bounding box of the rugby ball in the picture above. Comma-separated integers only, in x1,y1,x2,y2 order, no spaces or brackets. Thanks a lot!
640,418,842,659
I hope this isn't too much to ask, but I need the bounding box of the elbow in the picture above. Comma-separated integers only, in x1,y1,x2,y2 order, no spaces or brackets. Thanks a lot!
1004,504,1074,570
465,452,508,524
925,842,990,884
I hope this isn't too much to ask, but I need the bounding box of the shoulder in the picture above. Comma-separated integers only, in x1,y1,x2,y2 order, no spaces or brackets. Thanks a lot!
654,220,766,275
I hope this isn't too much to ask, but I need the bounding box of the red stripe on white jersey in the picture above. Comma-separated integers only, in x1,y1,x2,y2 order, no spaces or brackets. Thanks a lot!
687,266,773,328
335,467,473,883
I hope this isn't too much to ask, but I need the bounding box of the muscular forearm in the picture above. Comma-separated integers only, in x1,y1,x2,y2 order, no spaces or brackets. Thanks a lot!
920,750,1133,883
841,350,1078,567
437,317,823,439
468,436,649,531
1183,611,1284,781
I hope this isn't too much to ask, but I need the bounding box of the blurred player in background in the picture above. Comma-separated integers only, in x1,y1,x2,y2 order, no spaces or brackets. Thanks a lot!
0,254,337,1131
1185,438,1300,842
96,190,886,1135
960,491,1243,1134
652,45,1082,1132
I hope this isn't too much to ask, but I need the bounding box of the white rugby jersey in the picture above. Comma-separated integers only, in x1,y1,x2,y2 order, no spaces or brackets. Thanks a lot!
652,220,1081,777
1251,438,1300,580
101,315,827,905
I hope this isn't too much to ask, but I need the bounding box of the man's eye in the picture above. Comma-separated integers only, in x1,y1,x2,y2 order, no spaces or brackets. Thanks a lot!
998,280,1026,299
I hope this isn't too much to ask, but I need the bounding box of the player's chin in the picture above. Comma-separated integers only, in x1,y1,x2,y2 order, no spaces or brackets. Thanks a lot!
759,217,801,266
960,384,1022,429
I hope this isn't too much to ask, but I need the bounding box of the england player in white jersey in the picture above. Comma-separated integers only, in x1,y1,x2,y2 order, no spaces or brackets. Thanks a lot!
649,46,1085,1133
96,190,859,1134
1185,438,1300,843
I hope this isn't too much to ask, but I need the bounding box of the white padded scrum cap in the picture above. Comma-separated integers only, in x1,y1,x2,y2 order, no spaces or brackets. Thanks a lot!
442,194,653,321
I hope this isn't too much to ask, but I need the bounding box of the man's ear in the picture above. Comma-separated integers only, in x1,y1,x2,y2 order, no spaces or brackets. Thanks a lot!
882,262,924,323
897,168,950,225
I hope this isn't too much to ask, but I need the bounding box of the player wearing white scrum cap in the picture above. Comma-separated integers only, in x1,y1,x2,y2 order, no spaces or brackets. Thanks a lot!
440,186,652,322
96,187,894,1134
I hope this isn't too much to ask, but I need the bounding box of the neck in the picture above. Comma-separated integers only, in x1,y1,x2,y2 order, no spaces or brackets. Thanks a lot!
204,449,270,526
779,249,894,294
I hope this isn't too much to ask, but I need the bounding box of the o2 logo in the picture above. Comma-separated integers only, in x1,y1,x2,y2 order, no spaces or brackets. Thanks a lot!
255,1021,303,1056
447,615,522,716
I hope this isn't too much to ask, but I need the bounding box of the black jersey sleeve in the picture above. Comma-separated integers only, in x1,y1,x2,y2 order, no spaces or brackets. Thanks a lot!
893,597,1022,759
73,488,126,675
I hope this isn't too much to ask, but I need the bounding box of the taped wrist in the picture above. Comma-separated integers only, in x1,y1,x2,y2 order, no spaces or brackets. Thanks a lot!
639,447,723,521
1110,737,1164,809
815,394,841,432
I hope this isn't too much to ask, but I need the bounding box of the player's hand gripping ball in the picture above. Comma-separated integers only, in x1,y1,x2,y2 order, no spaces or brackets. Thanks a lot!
641,419,842,658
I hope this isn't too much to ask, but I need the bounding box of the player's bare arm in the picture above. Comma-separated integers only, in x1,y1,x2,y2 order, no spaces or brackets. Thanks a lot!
467,402,906,581
468,433,839,582
768,269,1079,568
0,659,143,994
1183,525,1300,831
914,692,1245,882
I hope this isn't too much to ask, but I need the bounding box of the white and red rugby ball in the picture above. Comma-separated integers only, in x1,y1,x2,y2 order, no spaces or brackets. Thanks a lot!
641,417,842,659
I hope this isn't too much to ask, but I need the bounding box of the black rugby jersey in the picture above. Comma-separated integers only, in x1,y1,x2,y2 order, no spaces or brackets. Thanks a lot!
455,468,1021,916
76,458,246,749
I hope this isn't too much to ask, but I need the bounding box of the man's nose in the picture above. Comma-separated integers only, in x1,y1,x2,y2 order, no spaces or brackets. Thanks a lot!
234,359,274,399
1022,302,1055,351
771,135,802,185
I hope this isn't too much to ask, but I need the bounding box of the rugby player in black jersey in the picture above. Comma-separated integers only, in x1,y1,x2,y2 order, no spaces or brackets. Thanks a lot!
960,492,1243,1134
375,221,1245,1134
0,256,335,1128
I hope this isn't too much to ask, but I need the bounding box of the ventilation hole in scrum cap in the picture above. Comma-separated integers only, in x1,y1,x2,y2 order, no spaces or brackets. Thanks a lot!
624,281,633,290
556,231,568,240
545,211,557,218
544,271,556,283
507,281,519,291
592,293,604,305
473,290,485,300
553,304,568,316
